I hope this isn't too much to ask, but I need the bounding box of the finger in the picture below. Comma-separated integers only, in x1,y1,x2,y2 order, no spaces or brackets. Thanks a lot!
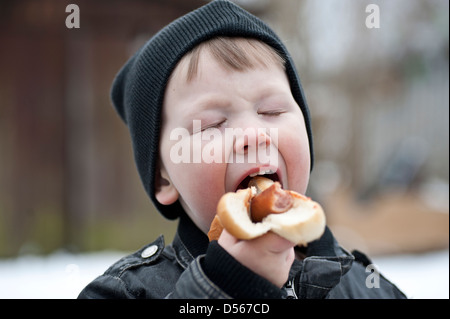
218,228,239,246
257,232,295,253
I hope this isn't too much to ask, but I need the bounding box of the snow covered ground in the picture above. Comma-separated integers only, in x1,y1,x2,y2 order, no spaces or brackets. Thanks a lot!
0,249,448,299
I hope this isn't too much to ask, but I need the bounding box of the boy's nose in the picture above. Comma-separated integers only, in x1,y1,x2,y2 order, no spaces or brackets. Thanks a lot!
234,128,271,155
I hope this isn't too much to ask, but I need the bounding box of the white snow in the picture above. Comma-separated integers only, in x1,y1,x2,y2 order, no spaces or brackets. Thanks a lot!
0,249,448,299
0,251,124,299
372,250,449,299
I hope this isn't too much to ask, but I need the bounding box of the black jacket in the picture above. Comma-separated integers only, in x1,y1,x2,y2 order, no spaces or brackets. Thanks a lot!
78,214,406,299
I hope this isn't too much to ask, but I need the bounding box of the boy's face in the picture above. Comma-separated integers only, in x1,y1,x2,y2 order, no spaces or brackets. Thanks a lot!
156,49,310,234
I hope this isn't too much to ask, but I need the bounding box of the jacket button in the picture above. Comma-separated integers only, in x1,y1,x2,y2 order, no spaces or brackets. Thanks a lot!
141,245,158,258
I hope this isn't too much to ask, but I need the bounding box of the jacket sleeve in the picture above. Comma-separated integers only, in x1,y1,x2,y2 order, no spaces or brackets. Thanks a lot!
166,241,284,299
165,257,231,298
78,274,136,299
79,255,231,299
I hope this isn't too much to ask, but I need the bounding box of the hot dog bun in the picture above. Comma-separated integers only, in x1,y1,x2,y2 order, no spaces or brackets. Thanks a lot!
207,177,326,246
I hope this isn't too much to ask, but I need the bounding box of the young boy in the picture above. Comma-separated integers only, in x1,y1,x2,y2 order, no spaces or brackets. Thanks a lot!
79,0,406,299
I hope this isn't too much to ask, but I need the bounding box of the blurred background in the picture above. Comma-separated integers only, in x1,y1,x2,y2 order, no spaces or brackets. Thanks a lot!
0,0,448,298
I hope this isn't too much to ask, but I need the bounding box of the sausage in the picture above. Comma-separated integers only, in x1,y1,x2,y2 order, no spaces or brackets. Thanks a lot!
250,182,294,222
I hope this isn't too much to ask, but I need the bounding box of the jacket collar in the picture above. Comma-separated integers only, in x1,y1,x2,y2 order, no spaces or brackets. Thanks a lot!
172,213,354,297
172,213,210,269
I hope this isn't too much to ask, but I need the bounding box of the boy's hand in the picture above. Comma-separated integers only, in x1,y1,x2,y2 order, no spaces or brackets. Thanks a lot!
218,229,295,288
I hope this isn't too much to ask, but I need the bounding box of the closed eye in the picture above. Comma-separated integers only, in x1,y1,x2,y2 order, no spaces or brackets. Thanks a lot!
201,119,226,131
258,110,285,116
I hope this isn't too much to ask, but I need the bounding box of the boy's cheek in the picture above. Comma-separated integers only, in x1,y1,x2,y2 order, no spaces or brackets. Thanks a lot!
284,154,310,194
276,129,311,193
176,162,226,226
171,160,225,196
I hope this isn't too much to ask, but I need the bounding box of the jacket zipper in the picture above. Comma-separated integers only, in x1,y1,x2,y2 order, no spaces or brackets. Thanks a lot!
285,278,298,299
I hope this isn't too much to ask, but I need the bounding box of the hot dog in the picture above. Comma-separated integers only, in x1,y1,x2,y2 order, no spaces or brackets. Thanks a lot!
207,177,326,246
250,181,294,222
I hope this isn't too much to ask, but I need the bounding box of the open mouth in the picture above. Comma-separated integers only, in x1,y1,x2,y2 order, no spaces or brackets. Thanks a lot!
235,168,281,191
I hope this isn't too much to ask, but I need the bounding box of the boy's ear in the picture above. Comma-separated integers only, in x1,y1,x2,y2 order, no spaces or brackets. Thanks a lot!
155,165,179,205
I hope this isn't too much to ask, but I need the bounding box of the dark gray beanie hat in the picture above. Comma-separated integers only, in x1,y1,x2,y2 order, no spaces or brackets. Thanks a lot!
111,0,314,220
